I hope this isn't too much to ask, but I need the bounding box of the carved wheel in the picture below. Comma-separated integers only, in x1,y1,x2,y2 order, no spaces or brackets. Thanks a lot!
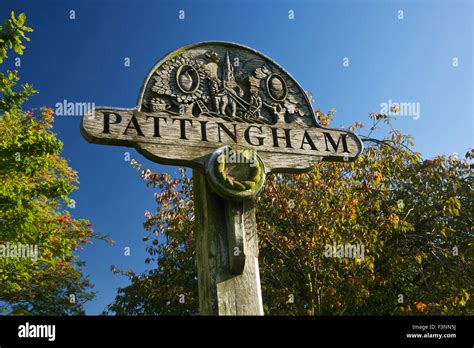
206,145,266,200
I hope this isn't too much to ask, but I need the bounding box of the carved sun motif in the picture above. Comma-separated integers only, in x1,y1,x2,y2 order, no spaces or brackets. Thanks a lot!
254,65,307,118
143,46,313,127
151,54,209,104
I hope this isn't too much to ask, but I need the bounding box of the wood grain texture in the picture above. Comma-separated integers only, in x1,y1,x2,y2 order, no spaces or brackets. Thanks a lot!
193,170,263,315
81,107,363,174
79,43,365,317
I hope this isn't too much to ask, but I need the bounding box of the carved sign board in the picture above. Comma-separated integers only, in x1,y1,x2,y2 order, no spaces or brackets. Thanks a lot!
81,42,363,174
80,42,364,315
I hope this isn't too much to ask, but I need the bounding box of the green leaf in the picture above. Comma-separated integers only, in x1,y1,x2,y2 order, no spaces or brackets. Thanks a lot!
18,13,26,27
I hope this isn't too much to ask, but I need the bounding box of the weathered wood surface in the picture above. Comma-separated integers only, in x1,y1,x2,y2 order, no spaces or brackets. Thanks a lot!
193,171,263,315
80,42,365,316
81,42,363,173
81,107,363,173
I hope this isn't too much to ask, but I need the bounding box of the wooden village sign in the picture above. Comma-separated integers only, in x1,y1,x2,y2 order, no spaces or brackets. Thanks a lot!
81,42,363,315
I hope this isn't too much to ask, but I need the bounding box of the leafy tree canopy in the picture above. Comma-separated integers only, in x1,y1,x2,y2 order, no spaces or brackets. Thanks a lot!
0,12,110,315
105,108,473,316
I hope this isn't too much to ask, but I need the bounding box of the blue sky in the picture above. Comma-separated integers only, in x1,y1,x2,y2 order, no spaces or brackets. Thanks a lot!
1,0,472,314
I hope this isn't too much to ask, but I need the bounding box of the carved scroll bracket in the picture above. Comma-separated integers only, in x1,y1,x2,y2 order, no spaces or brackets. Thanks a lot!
205,145,265,275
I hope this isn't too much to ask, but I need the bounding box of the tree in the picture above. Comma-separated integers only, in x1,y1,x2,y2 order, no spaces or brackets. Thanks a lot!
105,166,198,315
105,109,473,316
0,12,110,315
257,113,473,315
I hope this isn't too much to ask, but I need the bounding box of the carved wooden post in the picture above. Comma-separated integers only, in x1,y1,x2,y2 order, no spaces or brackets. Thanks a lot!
193,171,263,315
80,41,363,316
